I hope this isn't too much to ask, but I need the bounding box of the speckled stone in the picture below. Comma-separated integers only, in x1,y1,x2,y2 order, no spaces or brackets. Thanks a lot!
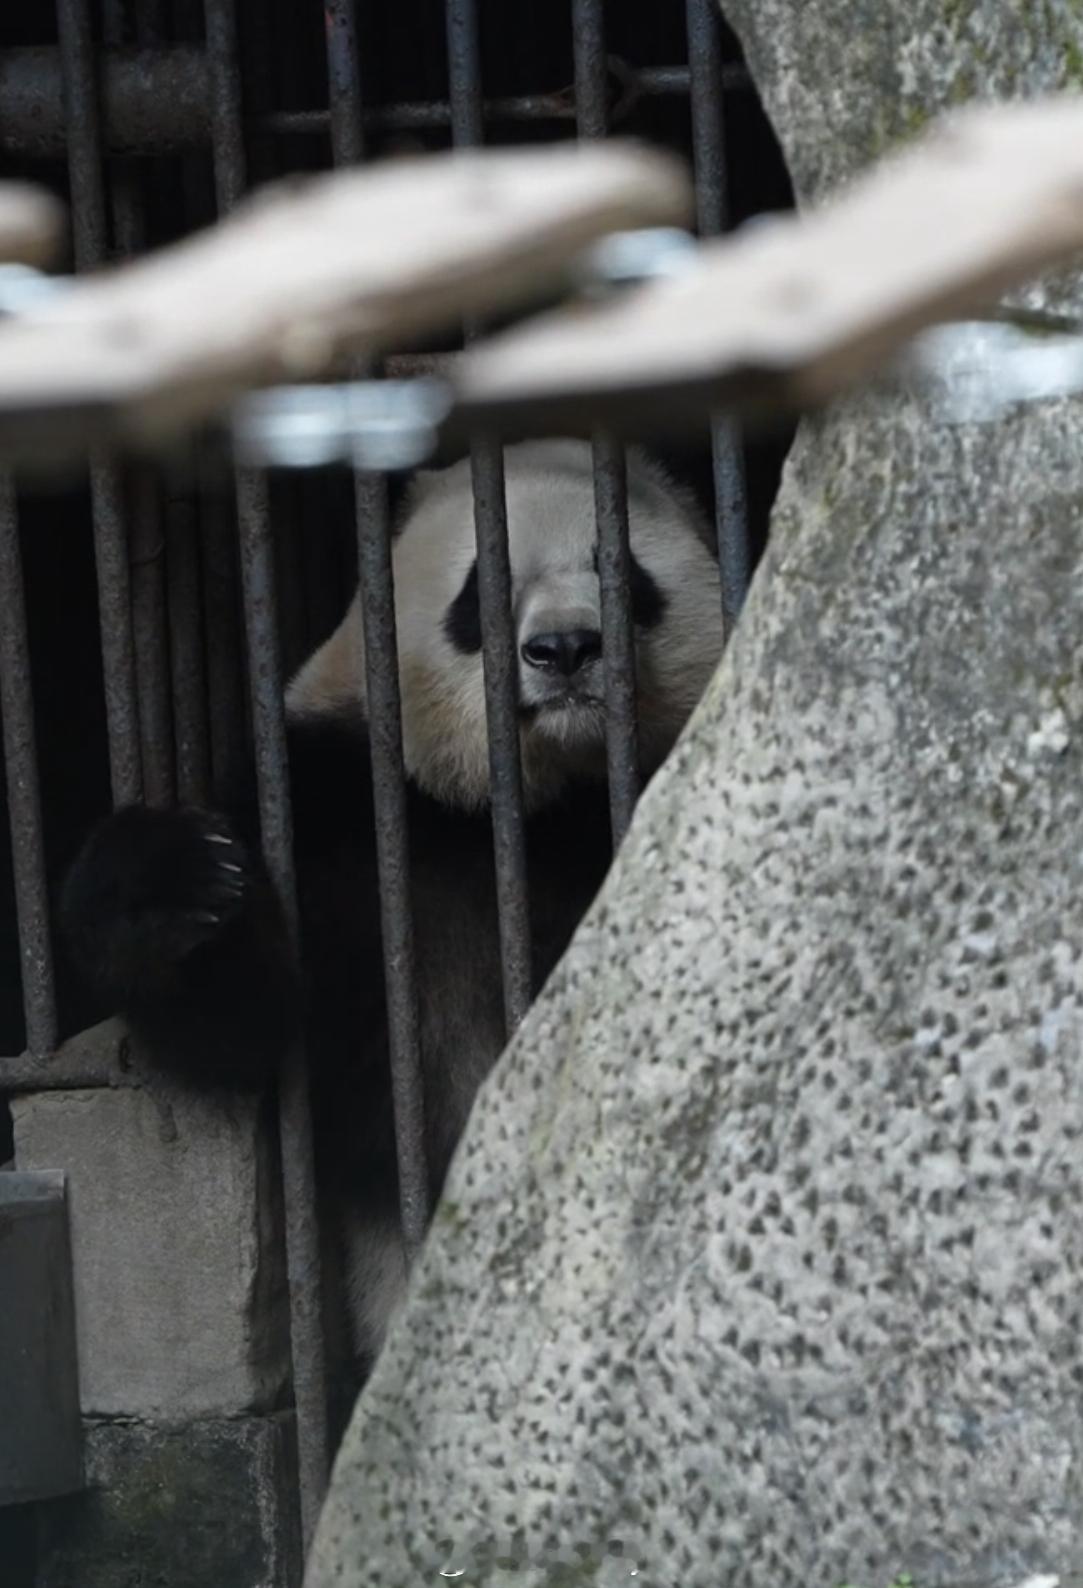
307,9,1083,1580
307,366,1083,1585
719,0,1083,318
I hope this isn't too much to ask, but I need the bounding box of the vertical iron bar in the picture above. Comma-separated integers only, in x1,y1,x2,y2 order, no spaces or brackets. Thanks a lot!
468,436,532,1028
324,0,430,1251
686,0,749,629
109,4,180,810
57,0,143,809
166,497,212,806
572,0,641,846
200,493,248,804
571,0,608,140
0,477,58,1057
203,0,329,1547
590,438,639,842
446,0,533,1032
354,485,429,1253
129,471,175,808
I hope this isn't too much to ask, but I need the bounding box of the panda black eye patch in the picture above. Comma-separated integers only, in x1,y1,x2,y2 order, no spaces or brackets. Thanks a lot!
591,545,666,630
444,559,483,654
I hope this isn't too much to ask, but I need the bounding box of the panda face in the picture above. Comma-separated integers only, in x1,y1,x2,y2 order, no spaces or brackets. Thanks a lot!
287,440,725,812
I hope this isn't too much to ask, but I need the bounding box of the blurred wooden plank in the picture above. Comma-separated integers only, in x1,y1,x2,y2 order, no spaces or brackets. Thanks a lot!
0,143,689,464
0,182,64,267
452,98,1083,436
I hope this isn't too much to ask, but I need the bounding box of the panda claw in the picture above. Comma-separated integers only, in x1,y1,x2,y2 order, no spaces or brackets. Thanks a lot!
218,860,243,874
190,909,220,926
206,832,232,846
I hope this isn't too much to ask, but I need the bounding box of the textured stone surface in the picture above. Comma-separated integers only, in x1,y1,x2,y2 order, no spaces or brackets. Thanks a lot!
304,11,1083,1583
12,1084,287,1418
308,372,1083,1584
719,0,1083,318
36,1415,300,1588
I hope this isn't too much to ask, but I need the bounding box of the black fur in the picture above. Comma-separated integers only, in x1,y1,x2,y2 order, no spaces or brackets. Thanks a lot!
61,710,612,1241
629,552,666,630
591,546,667,631
443,560,482,655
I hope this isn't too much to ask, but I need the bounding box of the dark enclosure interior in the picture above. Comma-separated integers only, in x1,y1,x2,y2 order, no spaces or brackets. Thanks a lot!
0,0,792,1576
0,0,792,1084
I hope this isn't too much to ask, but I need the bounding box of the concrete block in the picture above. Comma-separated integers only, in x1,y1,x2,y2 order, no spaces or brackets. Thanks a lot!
0,1172,82,1503
12,1086,288,1419
36,1415,301,1588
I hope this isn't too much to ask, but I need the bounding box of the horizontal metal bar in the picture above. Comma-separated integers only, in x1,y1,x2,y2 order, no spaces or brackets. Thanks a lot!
0,45,207,156
0,1022,141,1091
0,47,751,156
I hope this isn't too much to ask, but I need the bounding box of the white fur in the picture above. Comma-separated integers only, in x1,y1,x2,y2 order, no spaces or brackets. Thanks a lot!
341,1215,409,1360
287,440,725,811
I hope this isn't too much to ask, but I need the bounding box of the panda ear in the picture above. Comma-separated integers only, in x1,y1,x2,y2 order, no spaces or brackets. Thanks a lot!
389,468,439,536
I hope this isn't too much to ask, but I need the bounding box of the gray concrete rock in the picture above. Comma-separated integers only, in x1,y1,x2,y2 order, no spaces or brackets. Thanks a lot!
307,10,1083,1584
718,0,1083,318
35,1415,301,1588
307,384,1083,1585
13,1082,288,1419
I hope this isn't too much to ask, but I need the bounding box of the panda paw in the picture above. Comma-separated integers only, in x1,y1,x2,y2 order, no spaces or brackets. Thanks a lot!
61,805,254,994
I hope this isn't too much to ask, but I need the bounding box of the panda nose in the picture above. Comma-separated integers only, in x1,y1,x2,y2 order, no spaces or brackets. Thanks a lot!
521,628,602,677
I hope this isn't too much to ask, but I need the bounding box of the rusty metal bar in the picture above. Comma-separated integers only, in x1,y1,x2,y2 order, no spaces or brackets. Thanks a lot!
573,0,641,847
203,0,329,1546
166,496,212,807
110,0,178,814
354,480,430,1252
57,0,144,810
0,47,753,157
323,0,429,1254
0,46,207,157
129,471,174,809
199,491,248,805
446,0,533,1034
0,477,58,1058
686,0,750,627
469,435,533,1030
591,439,640,843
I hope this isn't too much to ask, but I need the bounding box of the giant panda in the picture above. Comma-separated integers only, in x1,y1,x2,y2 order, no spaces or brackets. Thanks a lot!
61,438,724,1368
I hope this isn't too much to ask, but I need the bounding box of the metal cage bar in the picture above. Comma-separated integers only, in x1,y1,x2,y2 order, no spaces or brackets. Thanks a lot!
0,47,752,157
203,0,330,1544
590,438,640,842
686,0,751,627
322,0,430,1256
129,470,175,809
166,496,212,808
0,478,58,1058
56,0,144,811
446,0,533,1034
572,0,642,848
111,6,183,813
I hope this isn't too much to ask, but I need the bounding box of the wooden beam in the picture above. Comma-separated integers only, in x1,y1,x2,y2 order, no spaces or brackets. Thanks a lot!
452,98,1083,436
0,144,689,464
0,182,64,268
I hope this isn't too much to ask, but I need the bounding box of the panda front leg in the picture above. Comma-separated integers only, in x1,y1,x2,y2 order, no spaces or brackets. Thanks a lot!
61,804,300,1088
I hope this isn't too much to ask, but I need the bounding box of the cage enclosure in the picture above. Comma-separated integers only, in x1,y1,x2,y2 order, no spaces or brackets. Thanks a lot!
0,2,791,1583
